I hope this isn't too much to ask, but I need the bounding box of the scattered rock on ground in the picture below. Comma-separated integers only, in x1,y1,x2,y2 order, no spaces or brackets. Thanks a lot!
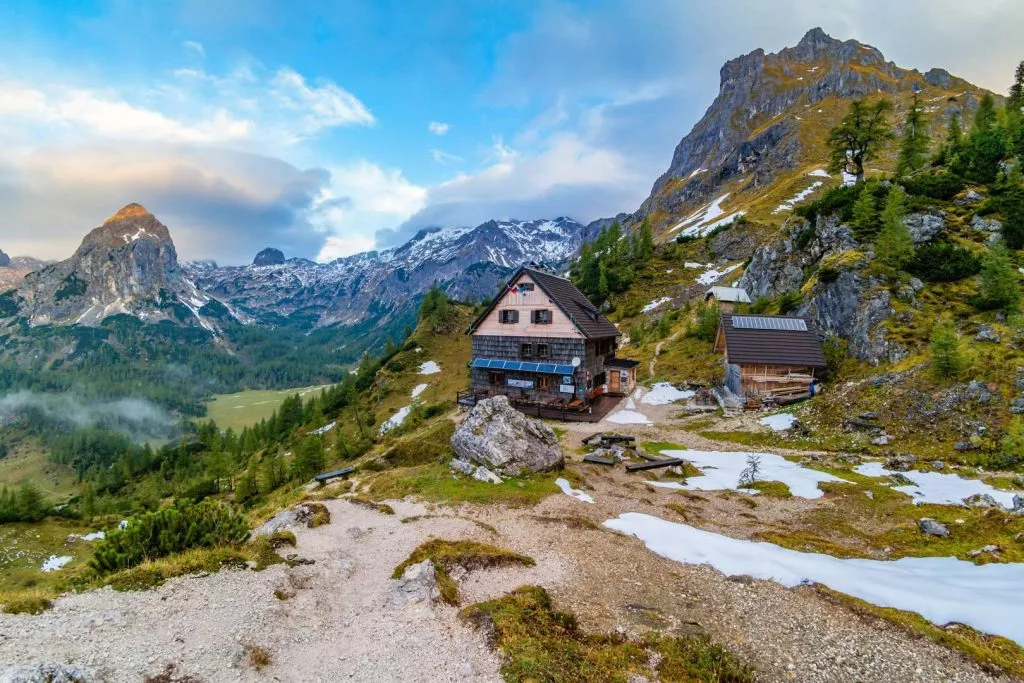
449,458,475,476
451,396,564,475
919,518,950,538
955,190,983,206
871,434,890,446
472,466,504,485
975,325,1000,343
885,454,917,472
967,545,1000,558
971,214,1002,233
0,663,96,683
254,503,323,536
964,494,999,509
902,211,945,244
388,560,440,607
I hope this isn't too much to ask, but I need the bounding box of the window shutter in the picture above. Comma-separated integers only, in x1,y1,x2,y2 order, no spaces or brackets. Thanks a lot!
512,310,519,323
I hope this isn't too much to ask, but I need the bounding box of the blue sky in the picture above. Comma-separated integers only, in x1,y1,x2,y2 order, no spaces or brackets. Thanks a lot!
1,0,1022,264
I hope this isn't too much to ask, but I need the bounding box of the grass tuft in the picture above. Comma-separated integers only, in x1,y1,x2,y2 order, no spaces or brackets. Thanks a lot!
246,644,273,671
349,496,395,515
393,539,534,606
1,591,54,615
747,480,793,498
460,585,754,682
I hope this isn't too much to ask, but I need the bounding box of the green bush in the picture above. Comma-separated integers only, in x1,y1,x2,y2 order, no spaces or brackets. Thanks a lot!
778,291,802,314
90,500,250,574
908,243,981,282
817,266,840,284
900,172,965,201
794,226,815,250
691,304,720,342
795,184,861,223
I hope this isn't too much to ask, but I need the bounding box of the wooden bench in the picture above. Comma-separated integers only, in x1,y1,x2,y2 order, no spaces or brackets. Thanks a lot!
314,467,354,486
625,458,684,472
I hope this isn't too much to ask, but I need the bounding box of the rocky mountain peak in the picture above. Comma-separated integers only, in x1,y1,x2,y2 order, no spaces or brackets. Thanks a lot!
253,248,286,267
0,248,10,268
83,203,173,250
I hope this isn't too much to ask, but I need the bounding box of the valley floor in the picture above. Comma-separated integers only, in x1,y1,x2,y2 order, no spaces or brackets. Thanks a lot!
1,407,1016,683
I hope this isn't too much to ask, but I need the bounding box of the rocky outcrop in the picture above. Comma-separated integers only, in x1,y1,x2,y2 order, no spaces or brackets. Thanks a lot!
450,396,563,475
253,247,286,267
10,204,220,329
738,215,905,365
903,211,945,244
0,248,10,268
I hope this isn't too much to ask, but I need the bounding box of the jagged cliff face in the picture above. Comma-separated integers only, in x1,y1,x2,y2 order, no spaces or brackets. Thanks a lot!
637,28,987,235
12,204,216,328
0,249,9,269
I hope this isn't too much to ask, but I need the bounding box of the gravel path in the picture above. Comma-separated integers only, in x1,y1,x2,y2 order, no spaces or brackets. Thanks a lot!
0,499,568,682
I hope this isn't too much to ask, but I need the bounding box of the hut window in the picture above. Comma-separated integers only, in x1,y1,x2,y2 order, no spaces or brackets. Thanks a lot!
537,375,550,390
499,310,519,324
489,371,503,385
536,343,549,358
520,343,533,357
518,282,535,291
531,309,552,324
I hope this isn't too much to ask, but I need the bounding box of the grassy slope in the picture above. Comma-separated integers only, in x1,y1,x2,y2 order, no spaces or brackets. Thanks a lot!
207,384,336,431
0,439,79,500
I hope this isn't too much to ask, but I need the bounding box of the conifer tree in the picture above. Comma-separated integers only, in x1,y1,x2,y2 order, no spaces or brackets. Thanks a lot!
827,98,894,184
929,322,965,379
976,244,1021,314
852,184,879,239
896,91,930,177
875,186,913,269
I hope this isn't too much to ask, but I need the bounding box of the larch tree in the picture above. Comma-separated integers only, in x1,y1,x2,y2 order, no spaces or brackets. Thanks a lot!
826,98,894,184
896,90,931,177
875,185,914,269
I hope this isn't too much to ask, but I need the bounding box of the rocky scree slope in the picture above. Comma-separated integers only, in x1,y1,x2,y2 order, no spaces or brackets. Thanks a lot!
186,217,598,328
632,27,990,238
4,204,221,330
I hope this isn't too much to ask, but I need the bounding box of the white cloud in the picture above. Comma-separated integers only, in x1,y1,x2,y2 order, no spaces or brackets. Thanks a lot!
0,81,252,144
427,121,450,135
271,68,375,134
182,40,205,58
430,149,463,165
312,161,426,261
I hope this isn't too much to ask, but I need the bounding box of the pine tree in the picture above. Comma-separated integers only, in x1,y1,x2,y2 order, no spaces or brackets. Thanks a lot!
875,186,913,269
633,217,655,259
827,98,894,184
852,185,879,239
896,91,931,177
973,93,998,133
929,322,965,379
1010,61,1024,111
976,244,1021,314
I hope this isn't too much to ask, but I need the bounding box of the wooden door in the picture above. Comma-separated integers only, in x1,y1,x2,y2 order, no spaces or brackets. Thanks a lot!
609,371,620,393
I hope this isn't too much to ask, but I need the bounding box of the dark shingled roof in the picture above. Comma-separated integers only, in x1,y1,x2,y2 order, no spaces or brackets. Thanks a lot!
468,265,620,340
718,313,827,367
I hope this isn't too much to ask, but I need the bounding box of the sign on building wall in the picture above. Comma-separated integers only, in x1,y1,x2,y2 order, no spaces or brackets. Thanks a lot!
559,384,575,394
561,375,573,385
507,378,534,389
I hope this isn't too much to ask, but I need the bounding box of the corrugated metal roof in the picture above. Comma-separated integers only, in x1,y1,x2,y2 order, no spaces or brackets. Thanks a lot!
705,286,752,303
732,315,807,331
719,313,827,367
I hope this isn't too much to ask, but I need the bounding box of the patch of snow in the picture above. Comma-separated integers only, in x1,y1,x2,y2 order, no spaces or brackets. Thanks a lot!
118,520,128,530
807,169,831,178
68,531,105,542
641,297,672,314
607,398,652,426
671,194,745,237
665,269,673,274
855,462,1018,508
684,262,710,269
604,512,1024,647
641,382,695,405
695,263,741,287
759,413,797,431
773,181,823,213
411,383,428,399
555,478,594,504
419,361,441,375
312,421,336,436
379,406,412,435
40,555,73,572
687,168,707,179
657,449,848,499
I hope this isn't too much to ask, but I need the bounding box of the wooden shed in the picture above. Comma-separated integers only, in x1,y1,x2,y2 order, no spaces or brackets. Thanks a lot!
714,313,827,404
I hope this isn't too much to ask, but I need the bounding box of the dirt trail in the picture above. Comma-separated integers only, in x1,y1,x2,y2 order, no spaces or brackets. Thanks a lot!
648,330,681,378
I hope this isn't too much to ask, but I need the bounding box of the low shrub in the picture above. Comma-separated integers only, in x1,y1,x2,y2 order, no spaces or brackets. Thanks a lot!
246,645,272,671
908,242,981,282
900,172,965,201
794,226,816,250
90,500,250,574
795,184,861,223
778,291,802,314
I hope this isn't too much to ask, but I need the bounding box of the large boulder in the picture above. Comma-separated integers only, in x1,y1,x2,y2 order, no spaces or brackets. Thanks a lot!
902,211,945,244
451,396,563,475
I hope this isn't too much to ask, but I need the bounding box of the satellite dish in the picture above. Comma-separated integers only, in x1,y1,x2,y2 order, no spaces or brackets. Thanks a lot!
571,357,581,368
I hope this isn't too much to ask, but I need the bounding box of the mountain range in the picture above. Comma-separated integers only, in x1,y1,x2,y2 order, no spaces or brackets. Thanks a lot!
0,28,997,354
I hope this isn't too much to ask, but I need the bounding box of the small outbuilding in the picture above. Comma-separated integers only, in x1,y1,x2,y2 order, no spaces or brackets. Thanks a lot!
704,286,751,312
714,313,827,404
